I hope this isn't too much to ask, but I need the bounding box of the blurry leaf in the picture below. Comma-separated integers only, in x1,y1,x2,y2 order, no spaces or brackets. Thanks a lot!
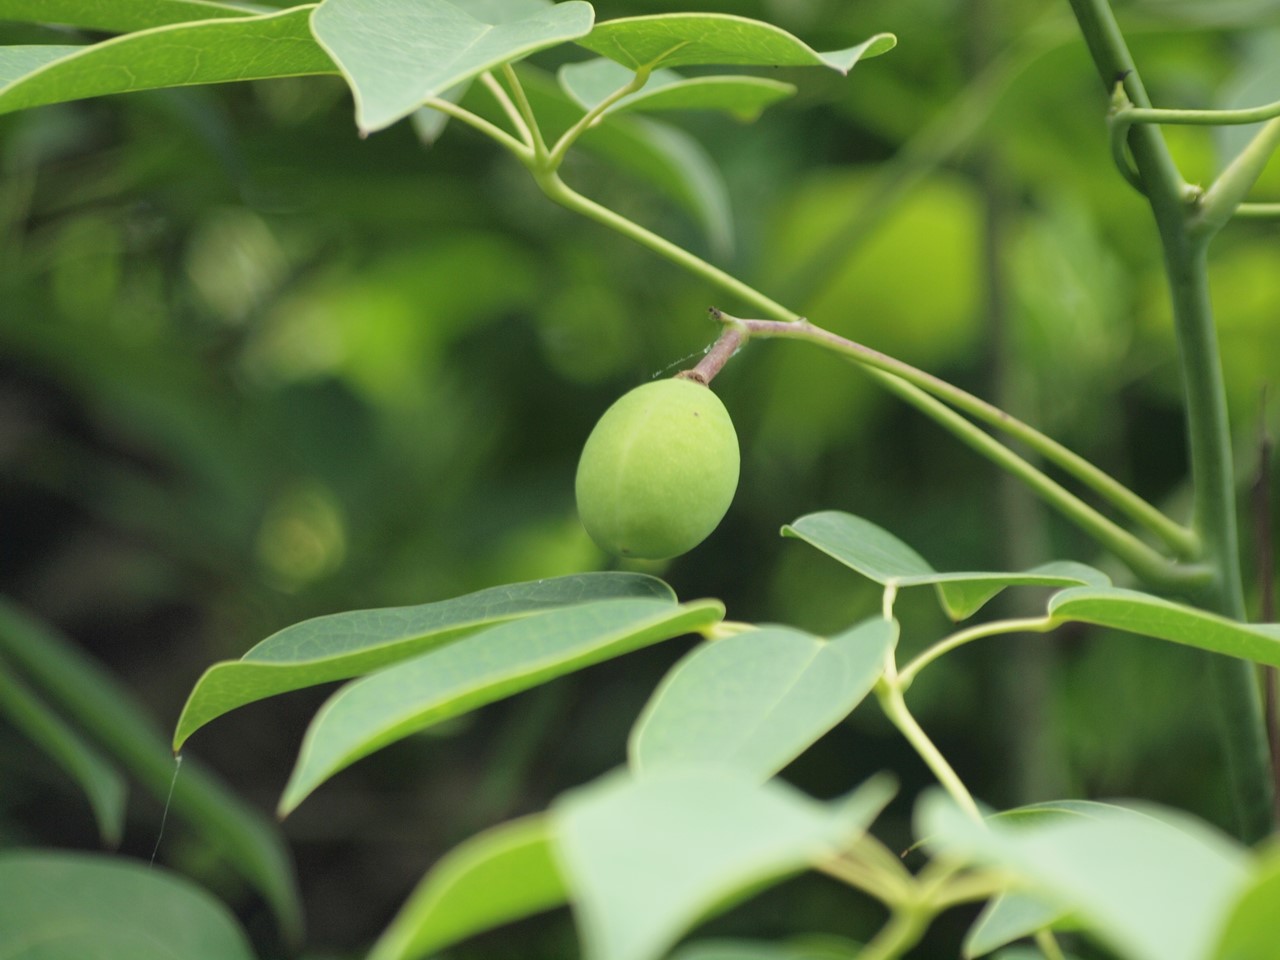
918,793,1250,960
578,14,895,72
558,58,795,121
369,815,566,960
517,68,734,256
1211,844,1280,959
782,512,1108,619
0,851,256,960
630,618,895,781
311,0,594,134
668,937,863,960
279,597,724,814
1214,28,1280,172
0,8,336,118
175,572,673,750
1048,587,1280,667
553,769,893,960
0,600,302,944
0,0,259,32
964,892,1070,958
0,660,127,847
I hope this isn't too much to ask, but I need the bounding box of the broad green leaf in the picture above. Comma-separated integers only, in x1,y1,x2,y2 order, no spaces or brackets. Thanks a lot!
668,937,863,960
369,815,566,960
0,46,83,87
175,572,673,750
630,618,895,781
0,7,336,119
1048,586,1280,667
0,599,302,944
578,14,895,73
553,770,893,960
1211,844,1280,959
311,0,595,134
964,892,1071,958
279,597,723,814
0,0,260,32
918,793,1250,960
505,68,734,257
783,512,1108,619
558,58,795,121
0,850,255,960
0,660,127,847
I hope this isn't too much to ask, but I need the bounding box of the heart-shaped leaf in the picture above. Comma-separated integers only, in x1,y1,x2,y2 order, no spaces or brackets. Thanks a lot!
1048,587,1280,666
553,769,893,960
630,618,895,781
918,793,1250,960
0,850,256,960
279,597,724,814
311,0,594,134
0,8,336,119
0,0,256,32
559,58,795,121
369,815,566,960
175,572,672,750
783,512,1109,619
578,14,895,73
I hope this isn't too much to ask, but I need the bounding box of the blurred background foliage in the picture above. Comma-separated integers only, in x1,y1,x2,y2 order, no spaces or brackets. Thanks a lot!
1,0,1278,956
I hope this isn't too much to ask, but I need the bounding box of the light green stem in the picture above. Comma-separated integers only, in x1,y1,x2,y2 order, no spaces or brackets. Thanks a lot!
899,616,1058,689
421,97,532,160
501,63,549,156
547,67,651,168
730,318,1198,559
479,71,534,148
1195,117,1280,234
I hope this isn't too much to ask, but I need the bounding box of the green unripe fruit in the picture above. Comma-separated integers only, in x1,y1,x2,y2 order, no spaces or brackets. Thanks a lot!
575,377,739,560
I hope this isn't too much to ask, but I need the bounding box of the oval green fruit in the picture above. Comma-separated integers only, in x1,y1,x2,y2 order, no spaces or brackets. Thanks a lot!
575,377,739,560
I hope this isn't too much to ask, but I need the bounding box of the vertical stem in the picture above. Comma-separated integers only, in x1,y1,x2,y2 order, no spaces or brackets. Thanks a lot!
1066,0,1274,841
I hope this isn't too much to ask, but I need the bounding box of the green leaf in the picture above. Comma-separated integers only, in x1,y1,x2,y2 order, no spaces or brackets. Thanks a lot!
0,660,127,847
310,0,595,134
369,815,566,960
558,58,795,122
553,770,893,960
578,14,895,73
0,7,336,119
0,0,261,32
279,597,724,814
175,572,672,750
0,850,256,960
0,599,302,944
668,937,863,960
1211,844,1280,959
782,512,1109,619
918,793,1250,960
1048,586,1280,667
964,892,1071,958
630,618,895,781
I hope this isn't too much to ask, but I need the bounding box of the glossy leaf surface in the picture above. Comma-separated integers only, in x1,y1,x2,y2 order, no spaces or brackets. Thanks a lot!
554,770,893,960
1048,587,1280,666
370,815,566,960
578,14,895,73
630,618,895,781
0,850,255,960
0,7,335,118
280,597,723,814
175,572,672,749
311,0,594,133
783,511,1108,619
559,58,795,121
919,794,1249,960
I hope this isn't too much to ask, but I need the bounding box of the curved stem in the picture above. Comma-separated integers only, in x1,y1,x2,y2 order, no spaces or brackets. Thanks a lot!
421,98,532,160
479,71,534,148
899,616,1057,689
876,676,984,823
1119,97,1280,127
728,317,1198,560
855,906,932,960
1194,117,1280,236
501,63,548,158
547,67,651,168
533,172,801,321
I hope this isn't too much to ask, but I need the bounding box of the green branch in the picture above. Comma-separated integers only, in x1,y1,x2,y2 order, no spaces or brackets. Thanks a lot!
898,616,1057,689
547,67,652,168
1195,117,1280,235
421,96,532,160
